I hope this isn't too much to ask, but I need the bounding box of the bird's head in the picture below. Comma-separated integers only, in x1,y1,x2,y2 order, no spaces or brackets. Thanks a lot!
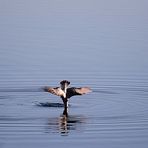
60,80,70,92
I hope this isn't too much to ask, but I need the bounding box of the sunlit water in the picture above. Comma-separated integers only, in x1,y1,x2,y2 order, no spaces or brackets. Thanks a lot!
0,1,148,148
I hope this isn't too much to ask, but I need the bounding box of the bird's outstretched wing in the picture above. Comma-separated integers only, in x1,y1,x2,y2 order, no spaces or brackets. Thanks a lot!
43,86,64,97
67,87,92,98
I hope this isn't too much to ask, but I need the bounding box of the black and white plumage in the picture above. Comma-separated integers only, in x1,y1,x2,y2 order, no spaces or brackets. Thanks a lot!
43,80,91,115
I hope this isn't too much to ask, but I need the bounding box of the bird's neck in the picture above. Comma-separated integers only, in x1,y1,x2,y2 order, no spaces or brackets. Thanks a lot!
61,86,67,98
61,84,68,93
60,82,69,98
63,87,67,98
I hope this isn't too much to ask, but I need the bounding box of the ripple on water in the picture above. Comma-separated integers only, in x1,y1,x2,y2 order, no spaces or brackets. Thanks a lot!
0,72,148,147
36,102,64,108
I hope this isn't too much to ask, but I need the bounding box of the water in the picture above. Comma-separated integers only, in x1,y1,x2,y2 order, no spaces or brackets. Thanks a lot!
0,0,148,148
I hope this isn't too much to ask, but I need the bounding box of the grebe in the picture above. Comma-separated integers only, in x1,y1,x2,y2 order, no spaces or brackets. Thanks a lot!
43,80,91,115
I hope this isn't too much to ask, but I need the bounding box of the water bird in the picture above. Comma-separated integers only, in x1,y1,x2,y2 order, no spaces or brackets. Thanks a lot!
43,80,91,116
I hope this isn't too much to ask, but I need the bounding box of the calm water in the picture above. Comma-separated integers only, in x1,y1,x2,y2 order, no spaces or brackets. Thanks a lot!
0,1,148,148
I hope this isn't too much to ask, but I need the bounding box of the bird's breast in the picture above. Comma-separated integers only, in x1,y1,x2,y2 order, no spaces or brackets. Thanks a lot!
63,93,66,98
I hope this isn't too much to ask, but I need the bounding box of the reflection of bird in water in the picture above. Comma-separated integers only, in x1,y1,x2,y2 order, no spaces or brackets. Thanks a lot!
43,80,91,116
59,115,85,135
47,115,86,136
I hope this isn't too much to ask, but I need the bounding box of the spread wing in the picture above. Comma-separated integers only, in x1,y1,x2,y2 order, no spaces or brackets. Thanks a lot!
67,87,92,98
43,86,64,97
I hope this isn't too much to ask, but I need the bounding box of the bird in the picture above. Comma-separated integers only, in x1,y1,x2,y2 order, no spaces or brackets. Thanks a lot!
43,80,91,116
